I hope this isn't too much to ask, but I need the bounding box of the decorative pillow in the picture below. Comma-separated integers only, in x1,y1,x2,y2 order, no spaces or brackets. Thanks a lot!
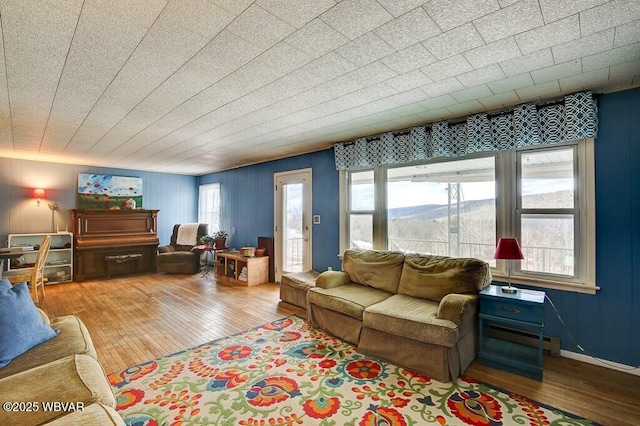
0,278,11,290
0,282,60,368
342,249,405,293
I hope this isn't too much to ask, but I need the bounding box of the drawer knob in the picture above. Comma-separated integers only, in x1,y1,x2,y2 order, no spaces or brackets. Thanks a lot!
499,307,520,314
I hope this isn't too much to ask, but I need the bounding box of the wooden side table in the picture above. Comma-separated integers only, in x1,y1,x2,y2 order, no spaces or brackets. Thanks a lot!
478,284,546,380
216,251,269,286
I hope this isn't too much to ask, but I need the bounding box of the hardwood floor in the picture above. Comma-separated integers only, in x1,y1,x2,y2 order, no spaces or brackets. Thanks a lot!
38,273,639,425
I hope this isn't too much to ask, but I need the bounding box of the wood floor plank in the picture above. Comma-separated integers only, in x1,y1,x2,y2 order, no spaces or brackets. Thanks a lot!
37,273,639,425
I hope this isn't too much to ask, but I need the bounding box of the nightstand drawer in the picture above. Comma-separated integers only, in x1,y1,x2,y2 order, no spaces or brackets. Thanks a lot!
481,298,543,324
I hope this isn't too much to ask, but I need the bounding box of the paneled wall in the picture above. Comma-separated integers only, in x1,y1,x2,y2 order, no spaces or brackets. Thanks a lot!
0,159,198,246
198,149,341,272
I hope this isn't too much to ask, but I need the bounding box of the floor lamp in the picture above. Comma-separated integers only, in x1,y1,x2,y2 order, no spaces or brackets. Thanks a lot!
494,237,524,294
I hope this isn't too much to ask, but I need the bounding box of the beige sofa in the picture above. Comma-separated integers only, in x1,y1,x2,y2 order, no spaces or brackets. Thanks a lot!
307,249,491,382
0,309,124,425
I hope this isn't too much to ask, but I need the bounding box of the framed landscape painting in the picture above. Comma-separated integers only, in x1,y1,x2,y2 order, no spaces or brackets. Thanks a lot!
78,174,143,209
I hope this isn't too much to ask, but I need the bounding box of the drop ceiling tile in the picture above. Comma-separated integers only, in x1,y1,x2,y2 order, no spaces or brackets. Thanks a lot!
418,108,453,124
450,84,494,103
375,0,429,17
388,101,429,117
418,94,458,110
580,0,640,37
473,0,544,44
553,29,615,64
162,0,234,39
346,61,398,86
457,64,505,88
257,0,336,28
424,0,499,32
499,48,554,76
421,77,466,97
381,43,437,73
539,0,607,23
608,59,640,84
531,59,582,84
422,23,485,60
227,4,296,50
515,15,580,55
446,99,484,116
320,0,393,40
478,90,521,110
386,70,433,91
558,68,610,93
614,19,640,48
515,80,561,101
421,55,473,81
301,52,357,83
386,87,430,105
251,42,311,76
212,0,254,15
375,7,440,50
487,73,534,94
582,42,640,73
0,27,12,150
284,19,349,58
464,37,521,69
336,32,396,67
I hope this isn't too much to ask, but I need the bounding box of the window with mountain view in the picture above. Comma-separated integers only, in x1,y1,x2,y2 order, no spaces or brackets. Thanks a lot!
341,139,595,293
386,157,496,262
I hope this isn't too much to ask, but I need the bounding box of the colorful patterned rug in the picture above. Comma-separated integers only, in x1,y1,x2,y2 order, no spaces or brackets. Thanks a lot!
108,315,597,425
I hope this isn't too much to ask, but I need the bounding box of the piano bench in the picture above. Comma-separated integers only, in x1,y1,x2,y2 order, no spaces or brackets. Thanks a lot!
105,253,143,278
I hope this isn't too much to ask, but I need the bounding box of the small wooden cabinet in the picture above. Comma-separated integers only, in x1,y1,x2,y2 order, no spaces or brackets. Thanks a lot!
8,232,74,284
478,285,546,380
216,251,269,286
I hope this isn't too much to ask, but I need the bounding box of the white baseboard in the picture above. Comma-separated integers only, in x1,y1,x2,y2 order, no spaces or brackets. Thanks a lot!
561,350,640,377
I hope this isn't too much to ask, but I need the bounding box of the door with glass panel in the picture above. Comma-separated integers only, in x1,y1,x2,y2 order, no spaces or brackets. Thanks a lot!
274,169,312,281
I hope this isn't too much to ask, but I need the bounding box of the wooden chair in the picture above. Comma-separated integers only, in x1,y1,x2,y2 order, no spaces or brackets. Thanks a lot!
4,235,51,303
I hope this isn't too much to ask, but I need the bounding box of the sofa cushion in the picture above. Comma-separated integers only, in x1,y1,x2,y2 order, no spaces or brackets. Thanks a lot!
397,254,491,302
0,354,115,425
308,284,392,320
362,294,459,347
0,282,60,369
157,251,198,264
0,314,97,379
343,249,405,293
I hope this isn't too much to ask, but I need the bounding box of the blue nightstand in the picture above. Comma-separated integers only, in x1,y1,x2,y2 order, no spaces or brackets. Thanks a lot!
478,285,545,380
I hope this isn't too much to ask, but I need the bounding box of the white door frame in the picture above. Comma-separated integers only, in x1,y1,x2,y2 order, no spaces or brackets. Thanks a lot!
274,168,312,282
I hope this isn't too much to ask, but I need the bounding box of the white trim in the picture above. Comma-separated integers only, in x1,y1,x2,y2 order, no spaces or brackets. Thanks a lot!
561,350,640,377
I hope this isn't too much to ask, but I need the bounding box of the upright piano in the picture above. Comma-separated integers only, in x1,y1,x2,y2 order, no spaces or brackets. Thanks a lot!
71,209,159,281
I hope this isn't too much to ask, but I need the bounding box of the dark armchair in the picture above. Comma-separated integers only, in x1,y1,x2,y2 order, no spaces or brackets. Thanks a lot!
156,224,208,274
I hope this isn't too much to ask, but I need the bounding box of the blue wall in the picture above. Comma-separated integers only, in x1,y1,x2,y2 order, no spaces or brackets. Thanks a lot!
497,87,640,367
0,160,198,246
199,149,341,272
201,88,640,368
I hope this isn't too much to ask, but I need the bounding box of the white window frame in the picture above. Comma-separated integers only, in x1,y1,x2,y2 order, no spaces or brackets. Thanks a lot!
198,182,221,234
339,139,597,294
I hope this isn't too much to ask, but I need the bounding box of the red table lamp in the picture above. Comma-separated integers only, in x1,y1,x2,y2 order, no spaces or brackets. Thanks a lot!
494,238,524,294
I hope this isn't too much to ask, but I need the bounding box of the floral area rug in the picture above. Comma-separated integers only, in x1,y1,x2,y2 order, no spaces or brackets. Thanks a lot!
108,315,597,425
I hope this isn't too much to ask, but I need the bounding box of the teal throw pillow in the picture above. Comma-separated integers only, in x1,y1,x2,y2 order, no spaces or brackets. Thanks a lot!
0,282,60,368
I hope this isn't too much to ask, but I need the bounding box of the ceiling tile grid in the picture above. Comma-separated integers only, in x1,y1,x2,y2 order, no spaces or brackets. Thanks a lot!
0,0,637,175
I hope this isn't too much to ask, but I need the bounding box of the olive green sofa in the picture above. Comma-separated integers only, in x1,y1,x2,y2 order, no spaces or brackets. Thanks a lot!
307,249,491,382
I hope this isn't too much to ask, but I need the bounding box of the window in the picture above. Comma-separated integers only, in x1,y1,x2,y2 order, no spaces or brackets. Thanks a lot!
340,139,596,294
198,183,220,234
386,157,496,262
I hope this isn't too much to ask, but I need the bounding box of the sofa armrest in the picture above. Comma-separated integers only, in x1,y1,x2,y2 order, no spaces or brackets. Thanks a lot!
157,245,175,254
436,293,478,326
36,308,51,325
316,271,351,289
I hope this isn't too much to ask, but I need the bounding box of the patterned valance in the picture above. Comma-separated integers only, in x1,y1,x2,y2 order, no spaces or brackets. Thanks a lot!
334,91,598,170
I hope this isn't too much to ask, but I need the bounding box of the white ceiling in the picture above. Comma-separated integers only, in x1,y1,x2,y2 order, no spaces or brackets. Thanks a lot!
0,0,638,175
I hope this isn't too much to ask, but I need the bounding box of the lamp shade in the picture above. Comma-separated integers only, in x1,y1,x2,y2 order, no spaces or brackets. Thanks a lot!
32,188,46,199
494,238,524,260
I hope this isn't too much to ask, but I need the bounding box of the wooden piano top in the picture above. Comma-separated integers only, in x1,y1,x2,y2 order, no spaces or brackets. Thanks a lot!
72,209,159,249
